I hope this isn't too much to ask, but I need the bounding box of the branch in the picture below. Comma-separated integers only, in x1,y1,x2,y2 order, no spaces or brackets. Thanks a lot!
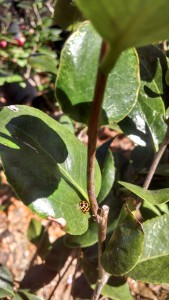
143,125,169,189
87,41,109,218
92,205,110,300
87,41,119,299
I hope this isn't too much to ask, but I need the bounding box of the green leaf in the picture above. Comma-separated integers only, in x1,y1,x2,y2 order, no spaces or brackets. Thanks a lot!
120,45,168,151
128,214,169,283
56,22,140,125
0,266,14,297
0,105,101,235
119,181,169,205
27,218,42,241
101,204,144,275
136,46,167,150
102,278,133,300
64,218,98,248
140,200,161,221
96,141,115,204
75,0,169,73
18,290,42,300
54,0,83,29
27,219,50,258
59,115,74,133
28,53,58,75
118,102,151,149
13,293,24,300
82,256,133,300
0,71,23,85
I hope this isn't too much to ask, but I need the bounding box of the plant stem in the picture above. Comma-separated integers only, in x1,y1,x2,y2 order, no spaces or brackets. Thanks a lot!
87,41,119,299
92,205,110,300
143,125,169,189
87,41,109,218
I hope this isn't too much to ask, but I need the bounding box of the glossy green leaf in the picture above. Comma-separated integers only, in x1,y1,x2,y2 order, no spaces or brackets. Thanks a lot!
0,105,101,235
28,53,58,75
119,181,169,205
128,214,169,283
64,218,98,248
75,0,169,73
136,46,167,150
54,0,83,29
101,205,144,275
118,113,147,148
56,22,140,125
96,142,115,203
120,45,168,151
0,266,14,297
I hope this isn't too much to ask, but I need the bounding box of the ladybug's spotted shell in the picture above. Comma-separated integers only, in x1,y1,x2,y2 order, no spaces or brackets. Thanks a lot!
79,200,90,213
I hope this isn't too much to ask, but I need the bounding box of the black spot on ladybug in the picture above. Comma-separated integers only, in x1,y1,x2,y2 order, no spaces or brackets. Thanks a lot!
79,200,90,213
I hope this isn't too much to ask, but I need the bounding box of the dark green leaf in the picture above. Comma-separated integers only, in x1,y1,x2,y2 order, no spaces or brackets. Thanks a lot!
97,147,115,204
102,279,133,300
101,205,144,275
0,105,101,235
64,218,98,248
56,22,140,125
82,257,133,300
0,266,14,297
140,200,161,221
75,0,169,73
136,46,167,150
54,0,83,29
119,181,169,205
128,214,169,283
118,107,148,148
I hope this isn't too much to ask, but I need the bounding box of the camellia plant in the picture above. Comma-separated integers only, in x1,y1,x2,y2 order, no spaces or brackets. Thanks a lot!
1,1,169,299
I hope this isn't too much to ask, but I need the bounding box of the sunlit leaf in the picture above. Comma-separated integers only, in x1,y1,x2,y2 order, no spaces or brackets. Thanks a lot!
128,214,169,283
101,205,144,275
0,105,101,235
56,22,140,124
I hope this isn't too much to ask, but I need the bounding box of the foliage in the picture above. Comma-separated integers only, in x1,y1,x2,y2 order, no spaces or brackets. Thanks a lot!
0,0,59,89
1,0,169,299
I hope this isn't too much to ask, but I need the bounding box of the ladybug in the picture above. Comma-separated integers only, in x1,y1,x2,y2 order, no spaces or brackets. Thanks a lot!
79,200,90,213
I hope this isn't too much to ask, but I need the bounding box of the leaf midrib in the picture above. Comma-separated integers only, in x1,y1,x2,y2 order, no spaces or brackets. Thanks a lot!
138,251,169,264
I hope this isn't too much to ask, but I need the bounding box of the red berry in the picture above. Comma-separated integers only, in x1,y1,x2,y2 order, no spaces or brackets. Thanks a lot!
0,40,7,48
